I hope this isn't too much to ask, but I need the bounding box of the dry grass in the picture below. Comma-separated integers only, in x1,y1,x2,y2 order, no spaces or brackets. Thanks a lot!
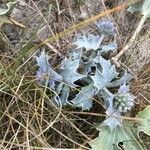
0,0,149,149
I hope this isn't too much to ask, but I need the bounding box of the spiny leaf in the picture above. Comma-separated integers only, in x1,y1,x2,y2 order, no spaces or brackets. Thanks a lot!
71,83,97,110
67,49,82,61
53,83,70,106
91,56,117,91
60,58,85,87
100,88,122,131
142,0,150,17
80,59,96,75
101,41,117,52
0,1,18,28
128,0,150,17
89,125,144,150
80,50,97,75
35,51,62,88
136,106,150,136
127,2,142,13
0,1,18,15
89,91,142,150
74,34,104,50
118,82,130,94
107,71,132,88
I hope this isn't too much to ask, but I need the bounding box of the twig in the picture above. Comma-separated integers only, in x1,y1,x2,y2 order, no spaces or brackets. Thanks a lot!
10,18,26,28
112,14,147,67
66,111,142,121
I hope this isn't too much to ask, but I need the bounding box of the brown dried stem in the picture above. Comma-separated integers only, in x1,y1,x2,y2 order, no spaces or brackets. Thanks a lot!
112,14,147,67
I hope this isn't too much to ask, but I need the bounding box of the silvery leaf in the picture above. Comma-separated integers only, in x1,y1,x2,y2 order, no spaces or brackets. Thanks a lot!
102,117,122,131
101,41,117,52
127,2,142,13
0,1,18,15
35,51,62,88
142,0,150,17
36,51,50,72
80,60,96,75
89,125,144,150
100,88,122,130
80,50,97,74
74,34,105,50
107,71,132,88
68,49,82,60
79,51,97,75
90,106,150,150
99,88,114,108
59,85,70,105
118,82,130,94
128,0,150,17
53,83,70,106
136,106,150,136
71,83,97,110
91,56,117,91
60,58,85,86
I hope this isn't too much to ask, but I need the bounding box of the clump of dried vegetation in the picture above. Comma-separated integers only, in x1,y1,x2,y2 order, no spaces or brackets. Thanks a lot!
0,0,149,149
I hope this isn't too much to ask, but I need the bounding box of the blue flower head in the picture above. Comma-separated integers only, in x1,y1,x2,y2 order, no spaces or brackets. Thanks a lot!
96,20,116,36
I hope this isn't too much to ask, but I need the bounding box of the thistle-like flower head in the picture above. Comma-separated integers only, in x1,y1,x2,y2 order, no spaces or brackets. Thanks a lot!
96,19,116,35
114,83,135,113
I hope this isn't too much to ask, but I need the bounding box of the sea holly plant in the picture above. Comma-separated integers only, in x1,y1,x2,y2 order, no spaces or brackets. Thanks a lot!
97,83,135,131
0,1,18,28
127,0,150,26
35,19,149,149
89,106,150,150
35,50,62,89
128,0,150,17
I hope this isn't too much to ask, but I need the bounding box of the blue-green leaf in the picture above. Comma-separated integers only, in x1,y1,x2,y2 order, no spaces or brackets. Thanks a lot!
0,1,18,15
90,106,150,150
0,1,18,27
89,125,144,150
71,83,97,110
128,0,150,18
142,0,150,17
91,56,117,91
100,83,135,130
67,49,82,60
53,83,70,106
136,106,150,136
35,51,62,88
74,34,104,50
107,71,132,88
90,106,149,150
100,88,122,131
127,2,142,13
60,58,85,86
101,41,117,52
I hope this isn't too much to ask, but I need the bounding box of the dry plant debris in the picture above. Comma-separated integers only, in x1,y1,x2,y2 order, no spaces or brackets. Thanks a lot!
0,0,149,149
